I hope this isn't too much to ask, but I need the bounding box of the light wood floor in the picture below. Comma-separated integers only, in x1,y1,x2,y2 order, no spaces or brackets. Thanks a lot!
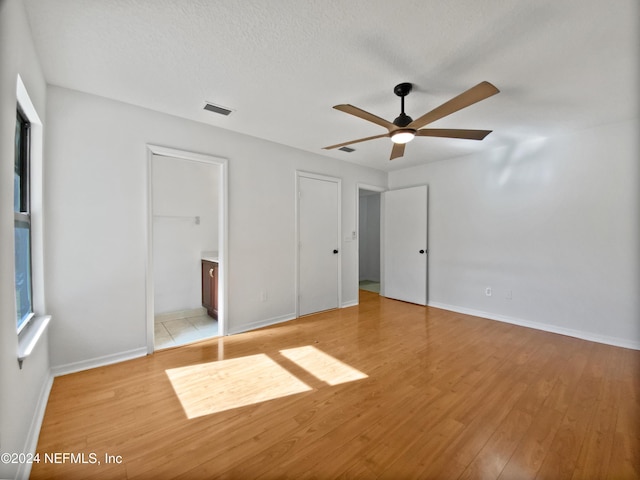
32,291,639,479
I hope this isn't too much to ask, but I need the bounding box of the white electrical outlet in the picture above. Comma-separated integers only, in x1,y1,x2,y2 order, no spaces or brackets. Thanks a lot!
260,291,268,302
506,290,512,300
485,287,492,297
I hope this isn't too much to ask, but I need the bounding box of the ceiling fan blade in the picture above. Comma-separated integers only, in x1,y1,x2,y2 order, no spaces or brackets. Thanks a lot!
416,128,493,140
390,142,406,160
323,132,390,150
333,104,396,131
408,81,499,130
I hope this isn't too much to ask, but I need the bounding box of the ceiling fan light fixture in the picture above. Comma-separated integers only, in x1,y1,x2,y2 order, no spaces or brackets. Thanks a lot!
391,129,415,144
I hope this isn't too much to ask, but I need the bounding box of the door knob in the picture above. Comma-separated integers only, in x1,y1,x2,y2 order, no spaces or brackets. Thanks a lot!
419,249,425,254
333,249,339,254
209,268,214,277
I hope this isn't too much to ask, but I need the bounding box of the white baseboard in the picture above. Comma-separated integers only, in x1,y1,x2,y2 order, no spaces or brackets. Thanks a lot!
229,303,365,334
50,347,148,377
16,371,54,480
428,301,640,351
227,313,297,335
341,299,359,308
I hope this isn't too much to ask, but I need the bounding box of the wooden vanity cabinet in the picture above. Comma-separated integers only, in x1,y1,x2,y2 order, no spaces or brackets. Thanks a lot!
201,260,218,319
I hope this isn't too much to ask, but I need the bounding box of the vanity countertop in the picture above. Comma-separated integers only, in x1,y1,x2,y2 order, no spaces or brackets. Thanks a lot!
201,251,219,263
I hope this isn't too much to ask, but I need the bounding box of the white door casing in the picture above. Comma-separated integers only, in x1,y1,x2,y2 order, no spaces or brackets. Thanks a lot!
146,145,228,353
297,172,341,316
382,185,428,305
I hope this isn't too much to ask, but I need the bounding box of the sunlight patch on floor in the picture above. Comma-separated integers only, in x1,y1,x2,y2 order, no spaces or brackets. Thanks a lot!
279,346,368,386
166,346,368,419
166,353,312,418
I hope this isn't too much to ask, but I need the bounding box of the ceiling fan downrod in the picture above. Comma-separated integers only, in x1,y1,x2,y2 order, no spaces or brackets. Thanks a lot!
393,82,413,128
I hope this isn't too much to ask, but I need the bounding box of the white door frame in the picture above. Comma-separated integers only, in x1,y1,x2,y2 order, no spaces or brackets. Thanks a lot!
145,144,229,353
295,171,342,317
356,183,386,299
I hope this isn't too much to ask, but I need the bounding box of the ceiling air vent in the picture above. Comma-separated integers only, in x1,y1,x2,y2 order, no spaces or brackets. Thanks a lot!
204,102,233,116
338,146,355,153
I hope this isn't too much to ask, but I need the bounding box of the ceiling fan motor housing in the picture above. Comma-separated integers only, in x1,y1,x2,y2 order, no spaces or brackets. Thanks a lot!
393,112,413,127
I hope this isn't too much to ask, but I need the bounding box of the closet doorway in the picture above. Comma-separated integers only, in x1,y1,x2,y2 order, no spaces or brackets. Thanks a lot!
146,145,228,352
357,184,384,297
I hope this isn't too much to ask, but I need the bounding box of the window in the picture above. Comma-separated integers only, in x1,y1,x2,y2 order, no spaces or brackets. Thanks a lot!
15,75,50,368
15,108,33,332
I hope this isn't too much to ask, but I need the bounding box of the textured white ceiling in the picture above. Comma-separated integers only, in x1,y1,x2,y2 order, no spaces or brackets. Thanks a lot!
24,0,638,172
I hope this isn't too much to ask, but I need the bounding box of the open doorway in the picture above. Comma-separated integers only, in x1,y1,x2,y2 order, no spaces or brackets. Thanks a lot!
146,145,228,352
357,185,384,297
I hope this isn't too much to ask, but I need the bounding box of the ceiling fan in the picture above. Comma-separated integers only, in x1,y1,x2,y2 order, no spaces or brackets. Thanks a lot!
324,81,499,160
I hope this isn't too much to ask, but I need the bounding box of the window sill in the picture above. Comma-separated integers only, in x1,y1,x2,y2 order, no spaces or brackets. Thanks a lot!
18,315,51,369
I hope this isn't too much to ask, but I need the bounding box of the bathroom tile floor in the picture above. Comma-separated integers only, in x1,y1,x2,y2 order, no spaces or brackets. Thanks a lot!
154,314,218,350
359,280,380,293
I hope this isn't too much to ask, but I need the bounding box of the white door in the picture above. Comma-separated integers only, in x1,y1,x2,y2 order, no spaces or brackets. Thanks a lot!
382,185,428,305
298,173,340,316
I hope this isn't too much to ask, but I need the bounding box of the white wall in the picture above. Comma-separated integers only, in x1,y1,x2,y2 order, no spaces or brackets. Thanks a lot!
0,0,51,478
389,119,640,348
152,155,218,315
358,192,381,282
44,86,386,369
